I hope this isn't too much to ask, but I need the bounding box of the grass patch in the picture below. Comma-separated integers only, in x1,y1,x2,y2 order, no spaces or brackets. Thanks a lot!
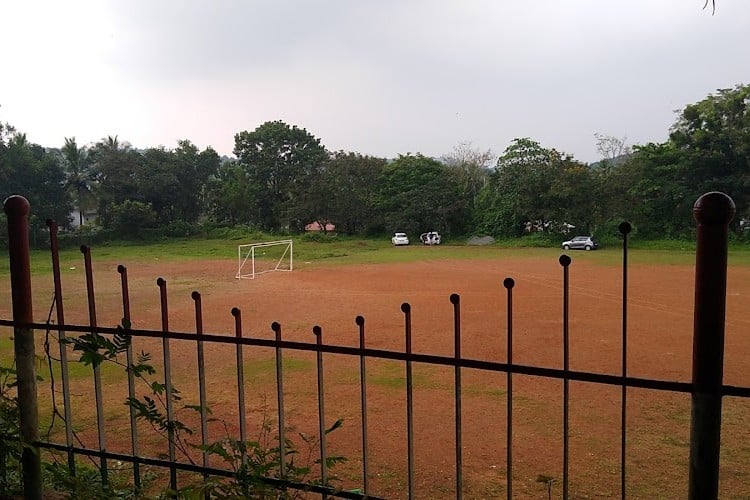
241,355,313,385
0,332,13,366
464,385,506,398
4,233,750,279
368,360,437,390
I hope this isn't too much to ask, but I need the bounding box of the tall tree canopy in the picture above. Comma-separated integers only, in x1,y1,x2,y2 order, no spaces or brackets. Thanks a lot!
475,138,592,236
669,84,750,220
234,121,328,230
326,152,387,235
377,153,462,236
60,137,95,225
137,140,220,224
89,135,141,224
0,126,71,243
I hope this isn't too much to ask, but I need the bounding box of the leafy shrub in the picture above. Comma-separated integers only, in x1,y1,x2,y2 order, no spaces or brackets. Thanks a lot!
592,219,631,246
163,219,196,238
107,200,157,236
19,320,346,500
301,232,338,243
0,364,22,495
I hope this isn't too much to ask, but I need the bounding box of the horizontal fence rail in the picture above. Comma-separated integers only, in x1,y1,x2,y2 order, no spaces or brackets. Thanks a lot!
6,316,750,398
2,192,749,499
3,318,749,398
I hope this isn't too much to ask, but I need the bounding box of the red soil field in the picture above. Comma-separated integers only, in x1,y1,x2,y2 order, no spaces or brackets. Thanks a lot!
2,251,749,498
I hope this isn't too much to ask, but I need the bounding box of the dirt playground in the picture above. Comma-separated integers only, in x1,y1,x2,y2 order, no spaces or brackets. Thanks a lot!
2,250,749,498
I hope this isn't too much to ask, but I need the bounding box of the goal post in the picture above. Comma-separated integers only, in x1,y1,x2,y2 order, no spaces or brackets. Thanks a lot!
236,239,293,279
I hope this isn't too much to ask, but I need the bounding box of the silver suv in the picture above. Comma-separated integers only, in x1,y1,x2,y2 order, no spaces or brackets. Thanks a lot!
561,236,598,251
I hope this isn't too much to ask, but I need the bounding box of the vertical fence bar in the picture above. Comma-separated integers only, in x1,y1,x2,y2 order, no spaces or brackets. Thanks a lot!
401,302,414,499
272,322,287,477
117,265,140,491
231,308,248,449
503,277,515,500
313,326,328,490
689,192,735,500
81,245,108,485
156,278,177,490
450,293,463,500
192,292,209,482
47,219,76,475
356,316,369,494
619,222,631,500
4,195,41,500
559,254,572,500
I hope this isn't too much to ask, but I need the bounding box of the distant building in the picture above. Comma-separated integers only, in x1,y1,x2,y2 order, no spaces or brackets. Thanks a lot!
304,222,335,232
70,209,98,228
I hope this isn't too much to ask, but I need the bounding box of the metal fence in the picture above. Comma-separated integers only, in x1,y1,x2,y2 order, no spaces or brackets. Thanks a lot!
2,192,750,499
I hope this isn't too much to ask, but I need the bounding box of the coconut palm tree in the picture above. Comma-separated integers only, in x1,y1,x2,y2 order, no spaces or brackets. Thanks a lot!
61,137,95,226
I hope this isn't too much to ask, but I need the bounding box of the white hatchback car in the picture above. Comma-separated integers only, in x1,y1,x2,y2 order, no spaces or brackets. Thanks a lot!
391,232,410,246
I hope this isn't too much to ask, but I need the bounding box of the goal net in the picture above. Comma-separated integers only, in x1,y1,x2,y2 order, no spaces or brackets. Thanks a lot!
236,239,293,279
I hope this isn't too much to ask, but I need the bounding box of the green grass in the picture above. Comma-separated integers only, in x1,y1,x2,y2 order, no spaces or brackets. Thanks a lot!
2,233,750,279
367,360,442,390
0,329,124,382
239,356,313,385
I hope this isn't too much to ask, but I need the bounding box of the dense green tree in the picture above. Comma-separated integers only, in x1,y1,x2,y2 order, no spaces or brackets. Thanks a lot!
620,142,689,237
234,121,328,230
288,167,334,233
173,140,220,222
477,138,561,236
377,153,461,236
591,84,750,238
107,199,157,236
135,141,219,225
669,84,750,225
60,137,96,225
137,146,182,223
0,128,72,244
205,160,254,225
474,138,593,237
322,152,386,235
550,157,596,232
90,135,141,224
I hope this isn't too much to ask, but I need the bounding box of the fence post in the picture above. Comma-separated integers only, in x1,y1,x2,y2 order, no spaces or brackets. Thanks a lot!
689,191,735,500
3,195,41,500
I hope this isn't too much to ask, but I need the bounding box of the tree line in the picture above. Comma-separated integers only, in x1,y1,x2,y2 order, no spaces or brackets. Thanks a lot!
1,83,748,245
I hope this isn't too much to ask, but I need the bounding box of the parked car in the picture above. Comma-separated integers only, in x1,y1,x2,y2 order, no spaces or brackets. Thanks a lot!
420,231,441,245
391,232,410,246
561,236,598,251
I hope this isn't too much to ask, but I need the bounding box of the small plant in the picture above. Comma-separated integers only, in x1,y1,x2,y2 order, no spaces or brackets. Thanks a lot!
178,408,345,499
57,320,347,498
43,460,146,500
301,231,338,243
536,474,556,500
0,363,23,496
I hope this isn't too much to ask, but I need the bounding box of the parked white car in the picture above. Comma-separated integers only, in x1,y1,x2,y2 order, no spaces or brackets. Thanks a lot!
420,231,441,245
391,232,410,246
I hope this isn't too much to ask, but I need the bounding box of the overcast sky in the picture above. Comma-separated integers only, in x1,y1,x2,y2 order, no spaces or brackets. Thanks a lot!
1,0,748,163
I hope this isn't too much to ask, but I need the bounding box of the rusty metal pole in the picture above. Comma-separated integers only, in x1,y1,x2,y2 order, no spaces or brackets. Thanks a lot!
3,195,41,500
689,191,735,500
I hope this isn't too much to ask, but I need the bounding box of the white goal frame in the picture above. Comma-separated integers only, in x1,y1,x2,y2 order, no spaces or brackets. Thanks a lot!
235,239,293,280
